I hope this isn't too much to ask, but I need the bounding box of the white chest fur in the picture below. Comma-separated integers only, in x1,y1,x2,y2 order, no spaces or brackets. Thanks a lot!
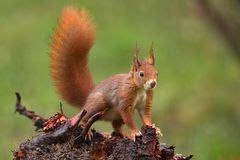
134,88,147,109
102,88,147,121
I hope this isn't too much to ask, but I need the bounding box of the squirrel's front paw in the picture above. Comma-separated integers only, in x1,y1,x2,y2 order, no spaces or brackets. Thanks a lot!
130,130,142,142
151,123,163,137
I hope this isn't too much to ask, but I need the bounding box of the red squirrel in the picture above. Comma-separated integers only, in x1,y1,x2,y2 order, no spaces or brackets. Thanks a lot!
50,7,159,139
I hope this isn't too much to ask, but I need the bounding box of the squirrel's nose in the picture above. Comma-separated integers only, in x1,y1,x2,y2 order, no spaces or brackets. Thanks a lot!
150,81,156,88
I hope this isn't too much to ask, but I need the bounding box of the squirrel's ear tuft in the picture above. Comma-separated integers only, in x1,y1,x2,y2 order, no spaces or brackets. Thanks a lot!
132,44,141,71
148,43,155,65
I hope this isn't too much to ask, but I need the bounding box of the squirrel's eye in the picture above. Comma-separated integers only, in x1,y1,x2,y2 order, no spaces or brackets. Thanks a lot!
139,71,144,77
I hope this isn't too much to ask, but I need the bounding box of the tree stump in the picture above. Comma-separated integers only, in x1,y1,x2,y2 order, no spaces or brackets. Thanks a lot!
13,93,193,160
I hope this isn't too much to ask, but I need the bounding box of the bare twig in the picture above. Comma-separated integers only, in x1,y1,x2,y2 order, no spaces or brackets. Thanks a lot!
59,102,63,114
71,109,87,127
74,112,103,141
15,92,46,130
81,112,103,137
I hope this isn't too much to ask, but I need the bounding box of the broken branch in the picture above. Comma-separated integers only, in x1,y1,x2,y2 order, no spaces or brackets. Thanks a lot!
15,92,46,130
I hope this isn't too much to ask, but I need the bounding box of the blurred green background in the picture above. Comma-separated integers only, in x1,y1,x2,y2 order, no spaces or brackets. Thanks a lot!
1,0,240,159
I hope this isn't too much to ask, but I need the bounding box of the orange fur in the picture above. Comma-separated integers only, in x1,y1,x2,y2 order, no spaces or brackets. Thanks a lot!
50,7,95,107
142,90,153,125
50,7,158,138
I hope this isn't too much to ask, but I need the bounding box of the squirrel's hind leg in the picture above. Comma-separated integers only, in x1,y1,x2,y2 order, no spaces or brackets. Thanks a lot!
112,119,127,137
81,93,107,123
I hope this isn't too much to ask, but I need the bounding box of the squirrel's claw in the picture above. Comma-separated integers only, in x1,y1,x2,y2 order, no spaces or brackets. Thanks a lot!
130,130,142,142
85,130,94,140
151,123,163,137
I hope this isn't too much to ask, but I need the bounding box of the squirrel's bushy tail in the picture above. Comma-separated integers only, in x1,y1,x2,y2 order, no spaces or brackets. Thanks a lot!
50,7,95,107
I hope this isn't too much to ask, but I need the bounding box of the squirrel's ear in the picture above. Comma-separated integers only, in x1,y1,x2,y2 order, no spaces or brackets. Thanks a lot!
148,43,155,65
132,45,141,71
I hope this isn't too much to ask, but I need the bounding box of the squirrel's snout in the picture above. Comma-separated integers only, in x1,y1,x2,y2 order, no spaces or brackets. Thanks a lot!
150,81,156,88
144,79,157,90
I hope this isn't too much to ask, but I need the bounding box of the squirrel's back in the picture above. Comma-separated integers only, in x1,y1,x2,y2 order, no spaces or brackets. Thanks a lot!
50,7,95,107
